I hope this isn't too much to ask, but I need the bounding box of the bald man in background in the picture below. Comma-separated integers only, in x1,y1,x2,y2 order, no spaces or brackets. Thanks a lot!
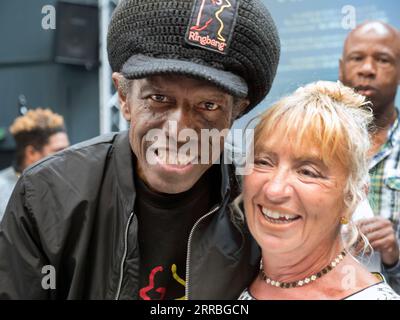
340,21,400,293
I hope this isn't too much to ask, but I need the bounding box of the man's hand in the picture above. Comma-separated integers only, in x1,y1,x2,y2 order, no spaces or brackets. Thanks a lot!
357,217,400,267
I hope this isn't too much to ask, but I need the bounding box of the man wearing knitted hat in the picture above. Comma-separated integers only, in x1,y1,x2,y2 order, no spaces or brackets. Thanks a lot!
0,0,280,299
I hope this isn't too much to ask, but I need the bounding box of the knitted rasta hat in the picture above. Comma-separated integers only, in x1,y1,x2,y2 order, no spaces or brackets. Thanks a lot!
107,0,280,115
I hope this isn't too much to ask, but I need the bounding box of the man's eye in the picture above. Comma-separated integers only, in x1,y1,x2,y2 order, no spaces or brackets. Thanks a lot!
150,95,168,103
201,102,220,111
377,57,389,64
350,56,362,62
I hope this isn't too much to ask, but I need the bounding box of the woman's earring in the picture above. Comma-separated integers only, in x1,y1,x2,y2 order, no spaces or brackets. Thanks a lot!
340,216,349,225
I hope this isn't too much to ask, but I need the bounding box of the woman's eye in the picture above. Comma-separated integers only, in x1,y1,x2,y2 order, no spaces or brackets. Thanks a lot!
255,158,273,167
150,95,168,103
298,168,320,178
202,102,220,111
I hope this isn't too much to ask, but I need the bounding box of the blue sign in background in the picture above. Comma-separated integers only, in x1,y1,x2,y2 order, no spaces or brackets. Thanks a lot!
234,0,400,129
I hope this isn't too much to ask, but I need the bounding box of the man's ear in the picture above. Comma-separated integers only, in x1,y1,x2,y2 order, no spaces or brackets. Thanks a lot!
112,72,131,122
233,98,250,120
24,145,43,167
338,58,344,82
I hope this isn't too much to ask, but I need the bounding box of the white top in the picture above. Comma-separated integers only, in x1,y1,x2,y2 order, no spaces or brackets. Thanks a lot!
238,281,400,300
349,199,382,273
0,166,19,222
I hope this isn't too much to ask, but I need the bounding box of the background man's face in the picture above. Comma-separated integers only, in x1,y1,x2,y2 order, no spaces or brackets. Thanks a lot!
339,26,400,114
120,74,240,194
41,132,70,156
24,132,70,168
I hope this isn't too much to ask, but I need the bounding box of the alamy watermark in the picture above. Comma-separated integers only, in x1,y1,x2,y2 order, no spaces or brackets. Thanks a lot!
341,5,356,30
144,121,254,175
42,5,56,30
41,265,56,290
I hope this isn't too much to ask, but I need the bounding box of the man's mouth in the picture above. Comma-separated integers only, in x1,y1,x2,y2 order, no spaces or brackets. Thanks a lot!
354,85,376,97
259,205,301,225
154,148,197,167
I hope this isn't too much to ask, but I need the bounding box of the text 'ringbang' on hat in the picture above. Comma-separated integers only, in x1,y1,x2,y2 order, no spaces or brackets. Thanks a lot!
107,0,281,115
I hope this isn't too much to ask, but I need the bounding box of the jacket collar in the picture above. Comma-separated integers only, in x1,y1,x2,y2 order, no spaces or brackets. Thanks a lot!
113,131,137,212
221,158,241,206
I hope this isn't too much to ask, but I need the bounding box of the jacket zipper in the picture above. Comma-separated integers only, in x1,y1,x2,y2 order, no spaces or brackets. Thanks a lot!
115,211,135,300
185,204,221,300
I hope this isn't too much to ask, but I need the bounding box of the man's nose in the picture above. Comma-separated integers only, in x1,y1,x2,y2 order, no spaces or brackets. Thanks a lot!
163,107,195,144
357,57,376,79
262,169,292,204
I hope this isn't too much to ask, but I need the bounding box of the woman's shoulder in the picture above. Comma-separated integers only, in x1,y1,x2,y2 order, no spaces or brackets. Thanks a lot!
345,279,400,300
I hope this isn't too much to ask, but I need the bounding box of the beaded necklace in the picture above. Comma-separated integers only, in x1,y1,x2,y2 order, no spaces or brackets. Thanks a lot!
260,250,347,289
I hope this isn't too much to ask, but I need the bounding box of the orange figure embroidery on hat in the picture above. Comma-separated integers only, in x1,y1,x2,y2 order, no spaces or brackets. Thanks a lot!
191,0,213,31
190,0,231,39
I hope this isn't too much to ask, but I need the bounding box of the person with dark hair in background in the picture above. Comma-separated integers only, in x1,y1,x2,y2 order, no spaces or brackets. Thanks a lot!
0,108,69,221
339,21,400,293
0,0,280,299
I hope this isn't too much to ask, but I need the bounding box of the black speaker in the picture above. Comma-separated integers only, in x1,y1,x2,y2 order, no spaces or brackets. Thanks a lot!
55,1,99,69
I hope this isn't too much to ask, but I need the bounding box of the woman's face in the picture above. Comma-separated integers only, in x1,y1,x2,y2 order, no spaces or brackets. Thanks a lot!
243,132,349,256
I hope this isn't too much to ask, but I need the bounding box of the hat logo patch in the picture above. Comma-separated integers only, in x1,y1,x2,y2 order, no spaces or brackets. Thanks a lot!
186,0,239,54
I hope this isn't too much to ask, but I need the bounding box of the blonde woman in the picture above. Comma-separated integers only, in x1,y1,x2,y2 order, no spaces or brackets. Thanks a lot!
234,81,400,300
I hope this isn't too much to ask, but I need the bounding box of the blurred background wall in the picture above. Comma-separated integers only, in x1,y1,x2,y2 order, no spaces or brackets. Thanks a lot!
0,0,99,169
234,0,400,129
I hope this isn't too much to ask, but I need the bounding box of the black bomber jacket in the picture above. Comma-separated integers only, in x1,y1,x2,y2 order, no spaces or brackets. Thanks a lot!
0,131,259,299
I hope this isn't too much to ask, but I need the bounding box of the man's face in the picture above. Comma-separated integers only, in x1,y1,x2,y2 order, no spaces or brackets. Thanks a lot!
339,26,400,114
41,132,70,156
116,74,246,194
